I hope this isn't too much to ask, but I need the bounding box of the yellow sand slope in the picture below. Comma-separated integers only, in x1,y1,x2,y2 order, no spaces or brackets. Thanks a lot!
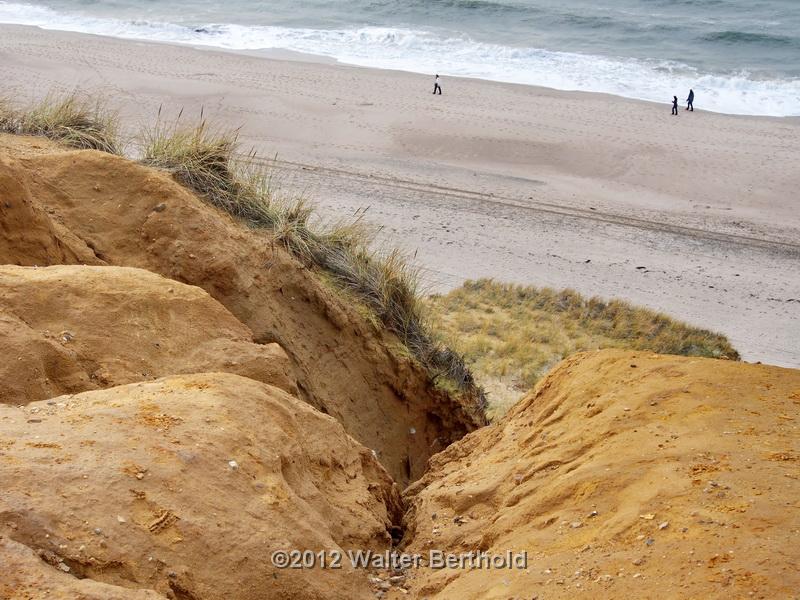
401,350,800,599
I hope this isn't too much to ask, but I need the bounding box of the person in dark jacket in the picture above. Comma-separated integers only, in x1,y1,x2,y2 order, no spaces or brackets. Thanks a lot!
686,88,694,111
672,95,679,115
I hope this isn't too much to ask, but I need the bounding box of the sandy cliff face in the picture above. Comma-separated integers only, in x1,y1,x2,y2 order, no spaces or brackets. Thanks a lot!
0,373,401,600
0,134,484,484
399,350,800,599
1,536,168,600
2,134,799,600
0,264,296,405
0,135,458,597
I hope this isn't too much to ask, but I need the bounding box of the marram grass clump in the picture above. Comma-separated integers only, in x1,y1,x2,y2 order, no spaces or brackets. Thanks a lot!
140,116,316,240
0,98,16,133
426,279,739,419
1,93,122,154
140,116,486,415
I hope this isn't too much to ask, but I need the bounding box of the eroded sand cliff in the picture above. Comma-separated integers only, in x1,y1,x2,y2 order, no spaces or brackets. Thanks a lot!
1,135,798,599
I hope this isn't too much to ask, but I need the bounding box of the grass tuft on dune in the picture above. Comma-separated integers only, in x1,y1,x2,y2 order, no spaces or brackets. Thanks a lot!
426,279,739,419
1,93,122,154
140,116,486,413
0,98,17,134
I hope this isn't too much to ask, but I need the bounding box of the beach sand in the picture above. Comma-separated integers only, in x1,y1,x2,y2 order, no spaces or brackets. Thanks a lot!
2,24,798,366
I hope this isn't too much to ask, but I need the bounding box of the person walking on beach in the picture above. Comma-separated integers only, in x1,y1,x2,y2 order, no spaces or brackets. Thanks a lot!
686,88,694,111
433,74,442,95
672,95,679,116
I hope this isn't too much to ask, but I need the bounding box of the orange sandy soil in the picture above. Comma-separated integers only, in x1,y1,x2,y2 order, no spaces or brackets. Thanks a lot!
398,350,800,599
1,134,798,599
0,134,484,485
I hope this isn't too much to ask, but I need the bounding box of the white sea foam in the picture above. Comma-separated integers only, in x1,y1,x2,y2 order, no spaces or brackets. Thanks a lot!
1,1,798,116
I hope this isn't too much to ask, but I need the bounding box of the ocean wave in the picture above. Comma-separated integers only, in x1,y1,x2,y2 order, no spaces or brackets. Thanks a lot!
1,1,798,116
701,30,797,47
655,0,729,6
558,12,617,29
411,0,528,13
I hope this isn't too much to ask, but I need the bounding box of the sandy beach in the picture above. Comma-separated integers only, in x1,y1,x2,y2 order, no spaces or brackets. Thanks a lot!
1,23,799,367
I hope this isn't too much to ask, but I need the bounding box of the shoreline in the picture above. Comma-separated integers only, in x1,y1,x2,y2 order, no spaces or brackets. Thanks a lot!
1,23,799,367
242,46,800,120
4,23,800,119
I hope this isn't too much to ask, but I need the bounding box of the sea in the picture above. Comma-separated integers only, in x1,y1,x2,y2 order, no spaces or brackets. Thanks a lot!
1,0,799,116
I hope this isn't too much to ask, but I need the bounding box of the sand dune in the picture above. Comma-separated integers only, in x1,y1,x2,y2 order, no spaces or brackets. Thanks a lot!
0,264,297,404
1,118,799,599
0,137,483,485
1,372,401,600
1,24,799,367
402,350,800,598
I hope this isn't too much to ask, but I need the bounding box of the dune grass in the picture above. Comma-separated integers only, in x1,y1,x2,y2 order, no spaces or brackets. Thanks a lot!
0,98,16,134
1,93,122,154
139,116,486,415
426,279,739,419
140,117,315,244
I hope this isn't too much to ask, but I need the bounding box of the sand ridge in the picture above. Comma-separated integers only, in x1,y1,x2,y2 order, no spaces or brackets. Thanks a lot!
400,350,800,599
0,264,298,404
0,373,402,600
